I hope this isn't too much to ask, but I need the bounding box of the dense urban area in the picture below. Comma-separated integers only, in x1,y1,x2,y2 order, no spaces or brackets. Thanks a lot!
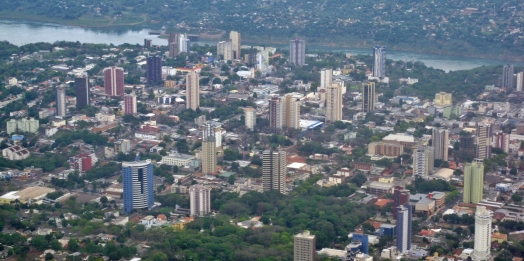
2,0,524,60
0,28,523,261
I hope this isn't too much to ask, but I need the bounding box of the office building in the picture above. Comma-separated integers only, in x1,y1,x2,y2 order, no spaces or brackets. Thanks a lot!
413,146,434,177
434,92,452,107
294,231,316,261
284,94,301,129
473,206,492,261
459,134,476,161
244,107,256,131
320,68,333,90
189,185,211,217
122,157,154,214
432,128,449,161
146,56,162,84
350,233,369,254
201,138,216,174
124,91,137,115
56,87,66,117
326,84,343,122
75,74,90,109
289,38,306,65
502,64,514,89
229,31,241,60
217,41,233,61
493,131,510,153
186,70,200,110
476,123,492,160
144,38,152,48
517,71,524,92
396,204,412,253
179,34,190,53
393,186,410,220
362,82,376,113
104,66,124,96
244,53,257,67
168,33,179,58
372,46,386,78
463,160,484,204
263,150,287,194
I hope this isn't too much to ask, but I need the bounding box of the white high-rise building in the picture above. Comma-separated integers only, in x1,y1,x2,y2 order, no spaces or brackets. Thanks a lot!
262,150,287,194
517,71,524,92
289,38,306,65
473,206,492,261
326,84,343,122
284,94,300,129
372,46,386,77
217,41,233,61
189,185,211,217
56,87,66,117
244,107,256,131
413,146,434,177
179,34,190,53
320,68,333,90
186,70,200,110
269,95,300,131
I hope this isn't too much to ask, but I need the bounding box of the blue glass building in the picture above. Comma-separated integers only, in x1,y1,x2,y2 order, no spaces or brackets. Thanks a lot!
396,204,412,253
351,233,369,254
122,158,154,214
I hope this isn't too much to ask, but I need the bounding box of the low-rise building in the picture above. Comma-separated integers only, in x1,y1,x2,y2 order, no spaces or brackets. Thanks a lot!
162,153,196,167
366,181,395,194
2,145,30,160
0,186,55,204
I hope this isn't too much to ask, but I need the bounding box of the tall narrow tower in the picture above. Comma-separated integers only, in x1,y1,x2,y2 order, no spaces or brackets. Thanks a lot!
289,38,306,65
432,128,449,161
463,159,484,204
502,64,514,89
476,123,492,160
229,31,241,60
168,33,179,58
396,204,412,253
56,87,66,117
517,71,524,92
201,138,217,175
320,68,333,90
104,66,124,96
146,56,162,84
294,231,316,261
124,91,137,115
186,70,200,110
269,97,284,131
189,184,211,217
284,94,301,129
326,84,343,122
372,46,386,77
473,206,492,261
262,150,287,194
244,107,256,131
75,73,90,109
362,82,376,113
413,146,434,177
122,158,154,214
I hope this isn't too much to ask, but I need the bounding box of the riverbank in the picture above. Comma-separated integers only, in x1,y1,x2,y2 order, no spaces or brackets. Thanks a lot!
0,12,148,28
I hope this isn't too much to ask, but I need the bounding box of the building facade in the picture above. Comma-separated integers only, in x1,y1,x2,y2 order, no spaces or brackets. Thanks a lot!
393,186,410,220
367,142,404,157
294,231,316,261
244,107,256,131
473,206,492,261
201,138,217,174
122,158,154,214
263,150,287,194
413,146,434,177
492,131,510,153
146,56,162,84
432,128,449,161
124,91,137,115
284,94,301,129
56,87,66,117
396,204,412,253
168,33,179,58
326,84,343,122
189,185,211,217
75,74,90,109
186,70,200,110
362,82,376,113
476,123,492,160
320,68,333,90
372,46,386,77
463,160,484,204
289,38,306,65
502,64,514,89
104,67,124,96
269,97,284,131
434,92,452,107
7,118,39,134
517,71,524,92
229,31,241,60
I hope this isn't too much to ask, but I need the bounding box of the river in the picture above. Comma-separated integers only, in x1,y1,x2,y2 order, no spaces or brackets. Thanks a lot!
1,19,523,72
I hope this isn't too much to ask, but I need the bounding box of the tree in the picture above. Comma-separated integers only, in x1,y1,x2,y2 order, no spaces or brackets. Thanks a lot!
152,252,168,261
45,253,54,261
512,194,523,203
50,239,62,251
100,196,108,204
228,175,236,185
510,168,518,175
30,235,48,251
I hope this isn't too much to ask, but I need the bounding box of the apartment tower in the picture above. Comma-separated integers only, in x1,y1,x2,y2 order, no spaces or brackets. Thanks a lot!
362,82,376,113
473,206,492,261
463,160,484,204
104,66,124,96
502,64,514,89
413,146,434,177
56,87,66,117
186,70,200,110
122,157,154,214
476,123,492,160
284,94,301,129
244,107,256,131
393,186,410,220
517,71,524,92
396,204,412,253
262,150,287,194
146,56,162,84
75,74,90,109
320,68,333,90
289,38,306,65
229,31,241,60
326,84,343,122
124,91,137,115
372,46,386,77
432,128,449,161
168,33,179,58
294,231,316,261
201,138,217,174
189,184,211,217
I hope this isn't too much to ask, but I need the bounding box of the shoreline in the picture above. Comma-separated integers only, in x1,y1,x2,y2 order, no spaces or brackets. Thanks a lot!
1,15,523,63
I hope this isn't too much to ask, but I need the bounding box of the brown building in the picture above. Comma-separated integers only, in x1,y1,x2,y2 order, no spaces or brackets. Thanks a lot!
368,141,404,157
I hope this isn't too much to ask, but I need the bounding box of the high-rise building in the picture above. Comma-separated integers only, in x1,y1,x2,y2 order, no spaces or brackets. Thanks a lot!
7,118,39,134
473,206,492,261
186,70,200,110
284,94,301,129
56,87,66,117
146,56,162,84
244,107,256,131
104,67,124,96
168,33,179,58
179,34,190,53
320,68,333,90
517,71,524,92
493,131,510,153
463,160,484,204
350,233,369,254
459,134,476,161
124,91,137,115
413,146,434,177
289,38,306,65
144,38,152,48
372,46,386,78
122,157,154,214
393,186,410,220
476,123,492,160
326,84,343,122
362,82,376,113
229,31,241,60
396,204,412,253
244,53,257,67
75,74,90,109
203,122,223,150
294,231,316,261
217,41,233,61
189,184,211,217
201,138,217,174
269,97,284,131
434,92,452,107
432,128,449,161
263,150,287,194
502,64,514,89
